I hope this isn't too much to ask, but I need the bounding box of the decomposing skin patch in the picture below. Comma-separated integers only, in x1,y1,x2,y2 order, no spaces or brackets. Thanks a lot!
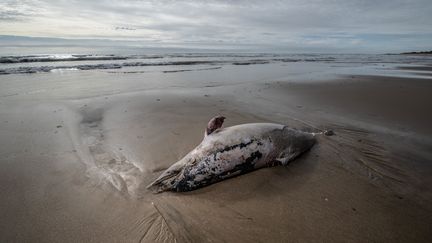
148,117,316,193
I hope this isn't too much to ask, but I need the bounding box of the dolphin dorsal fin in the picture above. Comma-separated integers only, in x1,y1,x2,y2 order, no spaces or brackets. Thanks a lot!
205,115,226,137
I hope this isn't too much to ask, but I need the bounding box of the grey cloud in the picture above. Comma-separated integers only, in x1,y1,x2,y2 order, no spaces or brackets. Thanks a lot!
1,0,431,52
0,9,26,21
114,26,137,31
0,0,42,21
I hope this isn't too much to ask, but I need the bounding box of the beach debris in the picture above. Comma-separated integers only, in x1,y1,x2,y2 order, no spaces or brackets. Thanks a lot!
324,130,335,136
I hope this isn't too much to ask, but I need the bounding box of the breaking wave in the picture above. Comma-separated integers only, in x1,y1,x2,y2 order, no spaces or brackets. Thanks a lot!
2,52,431,75
0,58,303,75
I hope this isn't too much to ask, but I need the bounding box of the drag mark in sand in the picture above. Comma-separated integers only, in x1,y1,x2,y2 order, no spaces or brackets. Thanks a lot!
74,106,144,195
123,201,200,242
113,205,177,243
321,125,409,191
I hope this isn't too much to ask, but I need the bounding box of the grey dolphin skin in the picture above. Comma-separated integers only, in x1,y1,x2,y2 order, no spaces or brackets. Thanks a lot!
147,116,317,193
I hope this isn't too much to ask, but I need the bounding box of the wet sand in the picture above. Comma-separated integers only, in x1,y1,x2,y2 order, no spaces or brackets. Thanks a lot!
1,71,432,242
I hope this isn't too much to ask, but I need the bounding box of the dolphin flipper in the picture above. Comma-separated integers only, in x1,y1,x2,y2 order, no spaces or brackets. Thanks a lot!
275,151,302,166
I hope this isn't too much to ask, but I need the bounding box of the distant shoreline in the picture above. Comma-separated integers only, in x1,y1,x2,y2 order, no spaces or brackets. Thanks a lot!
401,51,432,55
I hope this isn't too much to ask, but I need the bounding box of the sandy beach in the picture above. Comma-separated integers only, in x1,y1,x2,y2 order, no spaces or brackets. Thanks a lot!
1,59,432,242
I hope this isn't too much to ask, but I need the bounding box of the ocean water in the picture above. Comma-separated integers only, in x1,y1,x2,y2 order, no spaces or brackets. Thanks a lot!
1,46,432,78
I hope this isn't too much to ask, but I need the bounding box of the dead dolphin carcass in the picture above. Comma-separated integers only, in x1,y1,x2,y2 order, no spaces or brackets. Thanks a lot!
148,116,319,192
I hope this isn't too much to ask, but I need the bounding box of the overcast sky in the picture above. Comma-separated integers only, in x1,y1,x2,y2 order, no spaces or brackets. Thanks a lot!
1,0,431,52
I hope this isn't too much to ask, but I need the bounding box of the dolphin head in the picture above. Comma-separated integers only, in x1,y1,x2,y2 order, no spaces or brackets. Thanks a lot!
147,155,194,193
